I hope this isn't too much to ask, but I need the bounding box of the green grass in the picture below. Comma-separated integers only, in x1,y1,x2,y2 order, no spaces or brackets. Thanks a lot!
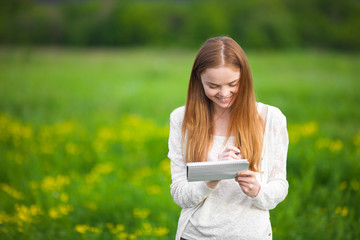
0,47,193,127
0,47,359,239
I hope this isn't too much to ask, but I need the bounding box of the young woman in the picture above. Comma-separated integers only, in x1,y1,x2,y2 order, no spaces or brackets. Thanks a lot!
168,36,289,239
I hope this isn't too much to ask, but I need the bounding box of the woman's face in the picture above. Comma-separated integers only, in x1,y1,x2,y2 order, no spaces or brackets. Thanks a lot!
201,66,240,113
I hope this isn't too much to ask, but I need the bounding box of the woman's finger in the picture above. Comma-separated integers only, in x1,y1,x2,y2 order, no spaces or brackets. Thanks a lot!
237,170,254,177
235,170,261,197
240,186,248,193
218,151,241,161
236,178,251,184
223,145,240,154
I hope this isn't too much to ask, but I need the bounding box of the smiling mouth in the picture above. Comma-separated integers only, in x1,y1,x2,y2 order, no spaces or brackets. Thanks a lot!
216,96,232,103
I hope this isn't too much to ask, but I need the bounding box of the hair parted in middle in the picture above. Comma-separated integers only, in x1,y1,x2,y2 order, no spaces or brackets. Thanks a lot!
182,36,264,172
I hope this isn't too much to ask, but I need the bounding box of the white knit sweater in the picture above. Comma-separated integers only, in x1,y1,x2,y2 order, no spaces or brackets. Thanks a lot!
168,103,289,240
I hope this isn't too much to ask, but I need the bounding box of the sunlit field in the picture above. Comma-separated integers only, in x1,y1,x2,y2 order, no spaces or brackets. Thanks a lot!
0,47,359,239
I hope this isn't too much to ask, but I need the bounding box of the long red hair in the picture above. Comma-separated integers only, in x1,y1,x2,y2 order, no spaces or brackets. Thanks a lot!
182,36,264,172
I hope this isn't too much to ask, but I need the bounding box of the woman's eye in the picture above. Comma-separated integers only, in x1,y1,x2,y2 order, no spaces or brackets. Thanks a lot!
209,85,217,89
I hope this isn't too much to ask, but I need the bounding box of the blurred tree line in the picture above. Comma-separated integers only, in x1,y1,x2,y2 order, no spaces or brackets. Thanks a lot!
0,0,359,50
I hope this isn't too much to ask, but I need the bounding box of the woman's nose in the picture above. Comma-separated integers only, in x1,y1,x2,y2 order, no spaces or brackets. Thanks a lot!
219,87,230,97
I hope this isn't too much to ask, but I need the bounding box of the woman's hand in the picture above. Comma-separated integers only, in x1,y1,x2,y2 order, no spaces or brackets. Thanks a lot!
235,170,260,198
205,180,220,189
218,146,241,161
205,146,241,189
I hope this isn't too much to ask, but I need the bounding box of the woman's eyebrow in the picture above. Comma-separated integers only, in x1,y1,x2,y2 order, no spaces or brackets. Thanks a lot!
206,79,239,86
206,81,218,86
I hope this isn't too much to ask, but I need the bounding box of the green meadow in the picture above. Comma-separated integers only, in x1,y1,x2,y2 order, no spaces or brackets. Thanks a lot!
0,47,359,239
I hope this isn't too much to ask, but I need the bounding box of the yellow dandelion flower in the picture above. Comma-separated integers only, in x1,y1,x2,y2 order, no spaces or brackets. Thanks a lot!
60,193,69,202
329,139,343,152
14,204,38,224
288,121,318,144
41,175,70,192
94,162,114,174
85,163,114,184
106,222,114,229
41,175,55,190
316,138,343,152
114,224,125,233
335,206,349,217
58,175,70,185
141,222,152,235
341,206,349,217
89,226,102,233
133,208,150,219
58,204,73,215
75,224,89,234
0,212,14,224
98,127,117,141
0,183,24,200
128,233,136,240
9,122,22,138
49,208,60,219
29,205,42,216
335,206,341,214
108,223,125,234
0,212,6,224
21,125,33,139
153,226,170,236
117,232,128,240
303,121,318,136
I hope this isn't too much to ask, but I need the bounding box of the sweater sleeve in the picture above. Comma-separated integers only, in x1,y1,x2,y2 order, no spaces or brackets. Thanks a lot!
251,107,289,210
168,107,213,209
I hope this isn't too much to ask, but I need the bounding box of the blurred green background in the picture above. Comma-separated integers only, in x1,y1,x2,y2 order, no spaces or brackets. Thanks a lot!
1,0,360,50
0,0,359,239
